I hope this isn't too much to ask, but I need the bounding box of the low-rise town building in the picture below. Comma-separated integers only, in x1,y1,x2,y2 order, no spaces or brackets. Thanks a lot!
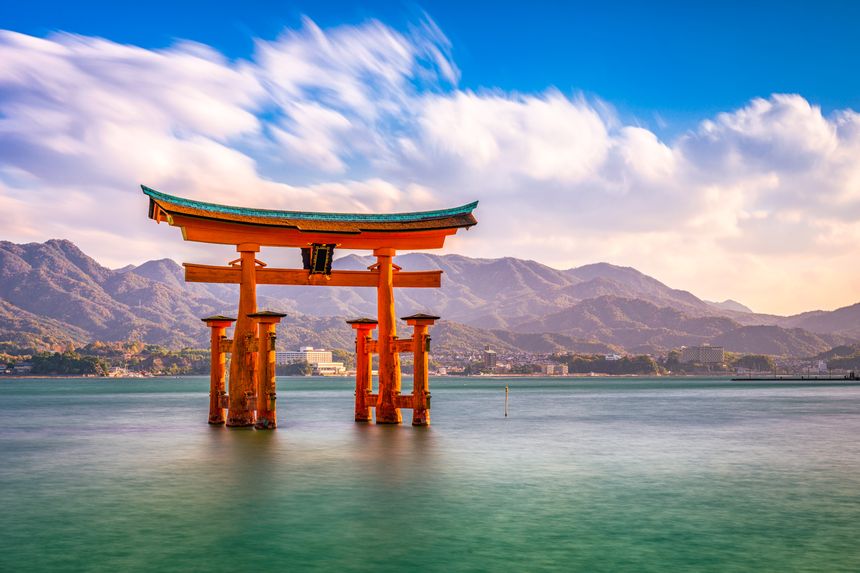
678,345,724,364
312,362,347,376
541,363,569,376
11,361,33,375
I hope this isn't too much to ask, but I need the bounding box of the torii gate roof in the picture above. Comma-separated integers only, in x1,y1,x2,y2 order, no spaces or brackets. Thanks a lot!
143,185,478,250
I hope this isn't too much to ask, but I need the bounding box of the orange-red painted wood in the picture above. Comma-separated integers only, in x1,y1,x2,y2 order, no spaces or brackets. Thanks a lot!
183,264,442,288
375,250,402,424
226,248,259,427
349,321,377,422
169,214,460,249
203,320,233,424
251,314,284,430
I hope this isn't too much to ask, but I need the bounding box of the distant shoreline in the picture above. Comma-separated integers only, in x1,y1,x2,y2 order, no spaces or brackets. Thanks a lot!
3,373,857,382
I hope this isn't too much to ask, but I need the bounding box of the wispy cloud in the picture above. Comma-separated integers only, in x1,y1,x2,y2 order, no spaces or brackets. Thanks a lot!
1,18,859,314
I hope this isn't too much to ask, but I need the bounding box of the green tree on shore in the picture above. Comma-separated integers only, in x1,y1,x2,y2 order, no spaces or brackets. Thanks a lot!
276,361,313,376
731,354,776,371
30,352,107,376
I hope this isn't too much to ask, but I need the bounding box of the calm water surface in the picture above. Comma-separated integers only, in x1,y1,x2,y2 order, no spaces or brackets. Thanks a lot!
1,376,859,572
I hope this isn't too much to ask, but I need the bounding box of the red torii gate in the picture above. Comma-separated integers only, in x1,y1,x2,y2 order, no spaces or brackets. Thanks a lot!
143,186,478,428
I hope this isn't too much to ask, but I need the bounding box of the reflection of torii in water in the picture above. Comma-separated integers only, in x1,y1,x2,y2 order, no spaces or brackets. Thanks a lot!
142,185,478,429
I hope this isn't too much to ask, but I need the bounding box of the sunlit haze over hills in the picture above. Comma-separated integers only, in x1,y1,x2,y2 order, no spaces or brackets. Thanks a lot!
2,1,860,315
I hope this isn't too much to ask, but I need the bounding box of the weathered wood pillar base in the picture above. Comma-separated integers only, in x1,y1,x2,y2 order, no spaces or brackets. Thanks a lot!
254,418,276,429
376,397,403,424
254,395,278,429
226,415,256,427
253,402,277,429
253,393,278,429
412,407,429,426
355,391,373,422
412,393,430,426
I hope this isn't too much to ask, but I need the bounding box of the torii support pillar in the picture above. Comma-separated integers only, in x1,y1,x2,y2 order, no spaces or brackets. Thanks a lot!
347,318,378,422
227,243,262,427
403,313,439,426
202,315,236,424
249,311,286,429
374,248,402,424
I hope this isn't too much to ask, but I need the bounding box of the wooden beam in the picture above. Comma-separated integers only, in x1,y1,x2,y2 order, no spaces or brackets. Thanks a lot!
366,340,378,355
358,393,414,410
170,214,457,249
392,338,414,354
183,263,442,288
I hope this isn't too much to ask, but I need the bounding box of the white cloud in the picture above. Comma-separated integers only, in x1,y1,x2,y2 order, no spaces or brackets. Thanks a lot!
411,91,611,185
681,95,838,175
1,20,860,314
270,102,353,173
254,17,458,174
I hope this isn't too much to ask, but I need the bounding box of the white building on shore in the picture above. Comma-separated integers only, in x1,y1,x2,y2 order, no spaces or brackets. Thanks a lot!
541,363,569,376
276,346,346,376
312,362,347,376
276,346,332,365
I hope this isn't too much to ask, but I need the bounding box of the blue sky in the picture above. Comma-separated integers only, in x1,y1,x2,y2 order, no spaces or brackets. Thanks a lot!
6,1,860,130
2,2,860,314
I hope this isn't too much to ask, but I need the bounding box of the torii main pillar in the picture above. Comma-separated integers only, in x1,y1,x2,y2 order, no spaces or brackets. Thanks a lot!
374,248,402,424
226,243,260,427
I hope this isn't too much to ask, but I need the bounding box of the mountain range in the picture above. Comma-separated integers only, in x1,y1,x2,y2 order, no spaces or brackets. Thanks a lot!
1,239,857,357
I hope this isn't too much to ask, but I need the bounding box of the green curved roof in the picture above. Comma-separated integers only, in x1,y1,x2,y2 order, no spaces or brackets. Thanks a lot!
142,185,478,224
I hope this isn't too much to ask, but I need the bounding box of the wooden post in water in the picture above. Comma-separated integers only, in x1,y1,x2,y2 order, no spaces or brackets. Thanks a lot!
249,311,286,429
403,313,439,426
227,243,261,427
202,315,235,424
374,248,402,424
347,318,378,422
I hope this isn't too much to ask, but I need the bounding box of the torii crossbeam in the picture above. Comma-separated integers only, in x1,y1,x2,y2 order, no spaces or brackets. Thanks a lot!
143,186,478,428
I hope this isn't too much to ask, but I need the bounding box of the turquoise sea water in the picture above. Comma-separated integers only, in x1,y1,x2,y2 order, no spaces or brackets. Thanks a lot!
1,376,859,572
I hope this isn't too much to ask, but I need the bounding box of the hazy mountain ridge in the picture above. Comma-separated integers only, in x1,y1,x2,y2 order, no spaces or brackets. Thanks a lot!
0,239,856,357
0,299,90,349
506,295,848,354
710,325,843,357
778,302,860,340
0,240,221,348
707,299,754,314
329,254,720,328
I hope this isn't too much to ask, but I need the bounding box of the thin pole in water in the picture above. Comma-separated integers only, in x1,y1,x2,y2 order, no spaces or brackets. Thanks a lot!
505,384,509,417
